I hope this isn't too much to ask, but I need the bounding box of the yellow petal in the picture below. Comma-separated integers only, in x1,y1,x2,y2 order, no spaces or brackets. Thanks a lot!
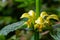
25,19,31,28
40,12,48,18
45,20,50,24
34,24,39,29
28,10,35,18
36,24,43,32
20,13,30,18
39,24,43,32
46,14,59,21
35,17,44,24
34,24,43,31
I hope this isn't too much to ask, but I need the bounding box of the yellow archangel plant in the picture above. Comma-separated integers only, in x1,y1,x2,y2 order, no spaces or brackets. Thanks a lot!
20,10,59,32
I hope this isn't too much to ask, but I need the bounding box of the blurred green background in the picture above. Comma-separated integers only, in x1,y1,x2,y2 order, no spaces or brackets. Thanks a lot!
0,0,60,40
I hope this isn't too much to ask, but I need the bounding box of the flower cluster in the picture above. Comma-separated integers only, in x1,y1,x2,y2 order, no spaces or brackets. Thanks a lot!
20,10,59,31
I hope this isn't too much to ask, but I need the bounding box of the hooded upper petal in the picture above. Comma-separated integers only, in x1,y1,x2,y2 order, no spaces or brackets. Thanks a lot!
20,13,30,18
28,10,35,18
46,14,59,21
40,12,48,18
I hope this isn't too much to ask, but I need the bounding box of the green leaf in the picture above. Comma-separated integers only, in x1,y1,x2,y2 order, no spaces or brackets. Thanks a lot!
18,2,28,8
52,24,60,29
15,0,35,8
0,35,6,40
15,0,25,2
8,35,16,40
0,16,17,25
0,18,28,36
50,28,60,40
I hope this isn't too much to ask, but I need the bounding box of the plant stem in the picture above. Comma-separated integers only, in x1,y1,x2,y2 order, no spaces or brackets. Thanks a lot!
35,0,42,40
36,0,42,19
36,0,40,19
34,30,39,40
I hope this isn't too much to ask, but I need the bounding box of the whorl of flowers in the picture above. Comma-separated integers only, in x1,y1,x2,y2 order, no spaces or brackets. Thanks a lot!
20,10,59,31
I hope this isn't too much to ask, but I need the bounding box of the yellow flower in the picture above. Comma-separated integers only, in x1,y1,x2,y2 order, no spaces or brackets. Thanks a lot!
20,10,35,28
28,10,35,18
21,10,35,19
40,12,48,18
46,14,59,20
25,19,31,28
45,14,59,24
35,12,48,31
35,16,45,32
44,19,50,24
20,10,59,32
20,13,30,18
34,24,44,32
34,24,39,29
35,17,44,24
35,12,59,32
